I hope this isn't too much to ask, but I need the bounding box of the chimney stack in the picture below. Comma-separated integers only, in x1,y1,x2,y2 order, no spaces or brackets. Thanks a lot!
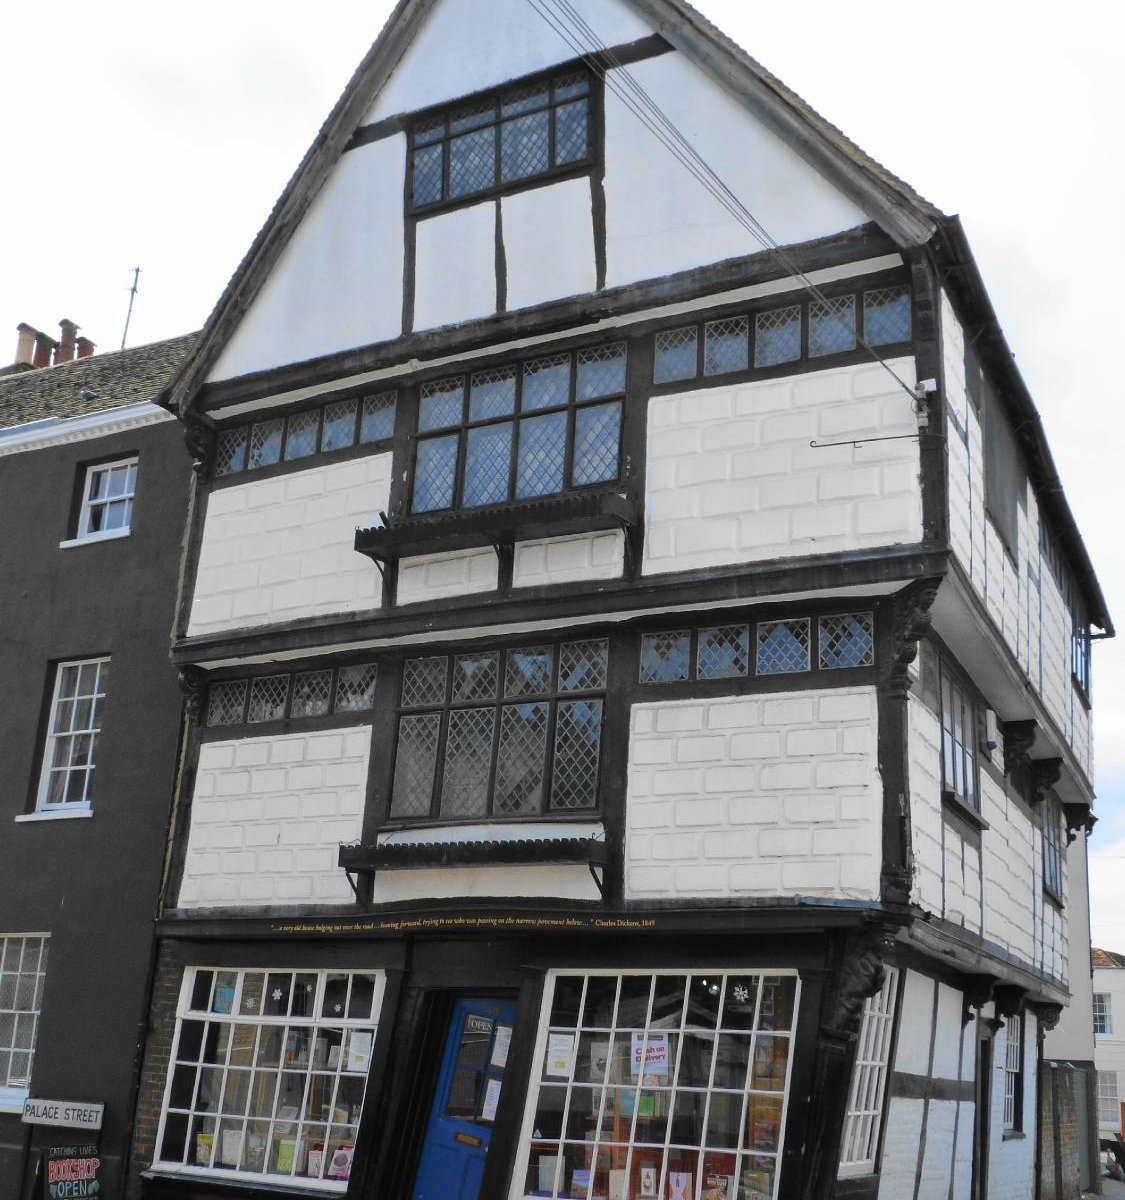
55,318,79,365
32,331,58,369
76,336,95,360
15,323,37,366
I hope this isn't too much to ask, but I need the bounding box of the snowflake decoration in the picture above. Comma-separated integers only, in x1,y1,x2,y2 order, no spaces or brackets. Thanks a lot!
732,984,749,1003
334,1003,343,1014
272,987,284,1002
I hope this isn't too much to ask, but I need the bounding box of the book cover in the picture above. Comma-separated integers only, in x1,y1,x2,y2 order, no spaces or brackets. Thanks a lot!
327,1143,354,1180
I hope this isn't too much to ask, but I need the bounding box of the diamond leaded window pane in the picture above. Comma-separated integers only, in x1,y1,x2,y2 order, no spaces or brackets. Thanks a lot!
501,110,550,183
698,625,750,679
463,423,513,507
412,143,444,207
757,620,811,675
360,393,396,443
284,409,319,461
413,435,458,512
207,680,247,727
321,398,358,452
554,73,589,102
215,428,248,476
576,344,626,399
551,699,602,809
639,631,691,683
248,675,289,723
809,296,856,357
494,702,549,813
452,652,500,702
522,355,571,412
654,326,698,383
440,707,496,818
335,665,378,713
704,316,750,376
291,670,333,718
469,367,517,421
505,647,554,697
755,306,801,367
419,378,464,431
515,412,567,499
864,287,911,345
248,418,284,469
390,714,441,818
450,99,494,133
449,127,496,198
501,84,549,117
572,402,621,486
558,639,608,692
402,657,449,709
554,99,588,164
819,613,874,669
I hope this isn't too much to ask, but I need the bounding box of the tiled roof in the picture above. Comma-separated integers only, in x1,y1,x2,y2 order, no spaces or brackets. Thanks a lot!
1093,948,1125,968
0,332,198,433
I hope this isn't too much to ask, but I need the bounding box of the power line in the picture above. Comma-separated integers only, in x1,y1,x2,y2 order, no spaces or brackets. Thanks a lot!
524,0,919,404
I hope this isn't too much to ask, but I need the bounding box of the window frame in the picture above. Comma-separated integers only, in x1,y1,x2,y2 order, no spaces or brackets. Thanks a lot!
938,653,980,815
407,67,596,216
838,966,900,1176
1002,1012,1024,1132
0,934,49,1110
1042,799,1064,904
152,966,386,1190
34,657,110,814
1094,994,1112,1036
1098,1070,1120,1126
71,456,138,544
510,968,801,1200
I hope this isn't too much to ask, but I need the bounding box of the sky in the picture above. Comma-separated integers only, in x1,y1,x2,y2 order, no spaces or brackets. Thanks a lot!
2,2,1123,938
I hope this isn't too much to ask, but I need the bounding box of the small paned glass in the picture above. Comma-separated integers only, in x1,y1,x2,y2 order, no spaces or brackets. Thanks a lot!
697,625,751,679
639,631,691,684
320,399,358,453
756,620,811,675
808,296,856,357
818,614,874,669
413,436,458,512
284,410,319,461
216,428,248,476
755,306,801,367
334,665,378,713
522,355,571,412
248,419,284,469
247,675,290,724
419,379,465,431
401,657,449,709
571,402,621,486
576,344,627,399
515,412,567,498
290,671,333,719
654,326,698,383
704,316,750,375
208,680,248,727
863,286,911,345
449,126,497,198
469,368,517,421
359,393,396,443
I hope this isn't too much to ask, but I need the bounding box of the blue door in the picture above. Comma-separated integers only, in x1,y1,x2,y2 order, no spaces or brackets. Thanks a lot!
411,996,518,1200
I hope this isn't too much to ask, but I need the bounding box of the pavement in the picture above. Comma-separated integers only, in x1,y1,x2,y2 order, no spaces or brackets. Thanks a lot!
1093,1175,1125,1197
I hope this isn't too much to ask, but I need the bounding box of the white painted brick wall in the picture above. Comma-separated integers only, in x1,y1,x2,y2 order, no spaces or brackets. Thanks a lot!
986,1008,1037,1200
512,530,624,589
642,357,922,576
918,1098,957,1198
368,864,601,904
189,454,390,635
625,687,882,901
178,727,369,908
877,1096,925,1200
397,546,497,605
908,695,944,914
980,771,1036,965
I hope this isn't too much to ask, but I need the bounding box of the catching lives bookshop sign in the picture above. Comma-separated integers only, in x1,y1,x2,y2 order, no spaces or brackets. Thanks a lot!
44,1145,102,1198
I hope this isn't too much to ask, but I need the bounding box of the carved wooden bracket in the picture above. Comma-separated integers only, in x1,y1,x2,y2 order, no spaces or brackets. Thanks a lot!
1001,720,1037,777
1064,801,1095,845
1032,1001,1063,1038
178,665,208,726
885,579,941,698
184,415,216,480
962,973,997,1026
830,924,898,1036
993,984,1026,1022
1031,758,1063,808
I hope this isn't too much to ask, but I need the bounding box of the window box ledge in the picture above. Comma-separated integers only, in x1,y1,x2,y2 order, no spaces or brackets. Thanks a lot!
339,832,608,873
142,1167,341,1197
941,789,989,831
354,490,638,563
59,527,132,550
15,807,93,823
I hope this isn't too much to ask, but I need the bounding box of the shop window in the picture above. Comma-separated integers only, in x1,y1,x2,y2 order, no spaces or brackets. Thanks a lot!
1002,1013,1023,1131
838,967,899,1176
154,967,384,1188
36,657,109,812
515,970,799,1200
389,639,607,821
0,935,49,1106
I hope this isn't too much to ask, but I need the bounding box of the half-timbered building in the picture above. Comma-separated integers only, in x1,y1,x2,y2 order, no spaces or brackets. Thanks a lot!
127,3,1111,1199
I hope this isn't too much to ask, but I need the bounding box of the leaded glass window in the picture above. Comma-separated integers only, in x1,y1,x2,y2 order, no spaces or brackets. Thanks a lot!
248,419,284,470
755,307,801,368
939,658,978,811
411,345,626,514
154,967,383,1188
704,317,749,376
517,971,799,1200
863,287,911,346
818,614,874,670
756,621,810,676
410,71,592,210
389,639,608,820
808,296,856,357
205,665,377,728
654,327,698,384
284,410,319,462
639,632,691,684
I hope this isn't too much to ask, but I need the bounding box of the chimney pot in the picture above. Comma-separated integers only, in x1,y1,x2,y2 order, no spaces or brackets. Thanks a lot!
76,336,95,359
15,322,37,366
32,331,58,369
55,318,79,365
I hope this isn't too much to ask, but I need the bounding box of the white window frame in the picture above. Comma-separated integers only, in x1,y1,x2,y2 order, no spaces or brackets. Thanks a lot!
510,968,801,1200
68,456,137,545
35,657,110,813
1098,1070,1120,1127
838,967,899,1177
153,966,385,1190
0,934,49,1111
1002,1013,1023,1130
1095,993,1112,1035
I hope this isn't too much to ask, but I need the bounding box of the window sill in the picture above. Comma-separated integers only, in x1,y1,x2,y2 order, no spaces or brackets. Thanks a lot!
1002,1129,1026,1141
0,1086,28,1113
941,789,989,831
340,826,607,873
59,528,131,549
1044,884,1064,910
15,806,93,823
142,1166,344,1195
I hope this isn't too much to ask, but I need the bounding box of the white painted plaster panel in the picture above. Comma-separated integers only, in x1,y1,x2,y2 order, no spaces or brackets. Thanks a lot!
896,970,936,1076
876,1097,924,1200
513,530,624,589
177,728,370,908
188,454,390,635
625,687,882,902
397,546,498,605
979,769,1036,966
502,178,597,311
931,984,964,1079
952,1100,975,1200
364,0,652,122
1047,840,1095,1061
604,54,870,288
368,864,601,904
413,201,497,330
917,1099,957,1200
986,1012,1036,1200
642,357,922,576
208,138,405,382
908,694,944,915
